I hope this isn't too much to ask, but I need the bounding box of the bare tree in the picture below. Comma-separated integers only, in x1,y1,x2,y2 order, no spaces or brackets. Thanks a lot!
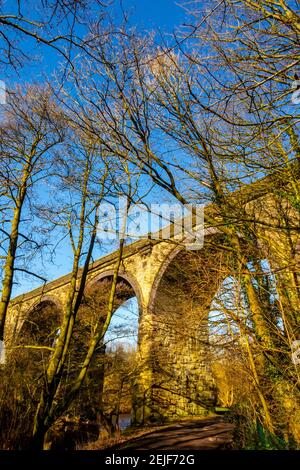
0,86,64,356
0,0,107,71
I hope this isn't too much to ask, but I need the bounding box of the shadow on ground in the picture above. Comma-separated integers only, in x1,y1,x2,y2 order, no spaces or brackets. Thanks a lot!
112,416,234,451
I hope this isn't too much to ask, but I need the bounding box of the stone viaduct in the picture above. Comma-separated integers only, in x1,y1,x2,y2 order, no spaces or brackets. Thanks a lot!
4,175,300,424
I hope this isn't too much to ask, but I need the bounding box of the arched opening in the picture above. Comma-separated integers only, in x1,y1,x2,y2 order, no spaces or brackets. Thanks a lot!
205,250,300,447
104,296,139,350
1,299,62,449
13,298,61,384
20,299,61,349
16,299,61,389
14,299,61,371
208,275,251,410
66,274,140,438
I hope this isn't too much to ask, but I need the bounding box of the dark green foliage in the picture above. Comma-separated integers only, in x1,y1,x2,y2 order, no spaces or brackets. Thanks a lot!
226,405,298,450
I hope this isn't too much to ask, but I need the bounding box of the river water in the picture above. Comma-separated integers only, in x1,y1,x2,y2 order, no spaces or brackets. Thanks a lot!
113,413,132,430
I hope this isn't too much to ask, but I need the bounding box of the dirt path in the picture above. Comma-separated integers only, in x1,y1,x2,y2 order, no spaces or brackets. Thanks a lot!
116,416,234,451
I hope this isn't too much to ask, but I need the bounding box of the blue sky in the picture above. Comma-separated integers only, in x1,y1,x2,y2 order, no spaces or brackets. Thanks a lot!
116,0,187,31
2,0,188,83
0,1,189,297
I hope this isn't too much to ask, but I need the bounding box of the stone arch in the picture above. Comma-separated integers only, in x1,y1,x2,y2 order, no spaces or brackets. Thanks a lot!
29,295,63,316
7,298,63,381
87,270,143,315
18,297,62,348
65,272,142,423
148,244,182,313
148,234,233,314
82,271,142,345
150,236,233,328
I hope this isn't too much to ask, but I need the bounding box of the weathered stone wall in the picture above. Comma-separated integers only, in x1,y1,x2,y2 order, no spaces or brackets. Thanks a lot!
132,247,226,424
